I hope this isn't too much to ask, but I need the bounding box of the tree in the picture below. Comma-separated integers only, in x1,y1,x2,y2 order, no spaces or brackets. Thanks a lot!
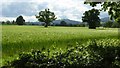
12,20,16,25
82,8,100,29
35,9,57,27
104,21,113,28
60,20,67,26
84,2,101,7
84,1,120,24
6,20,11,24
16,15,25,25
112,22,120,28
2,21,5,24
102,2,120,23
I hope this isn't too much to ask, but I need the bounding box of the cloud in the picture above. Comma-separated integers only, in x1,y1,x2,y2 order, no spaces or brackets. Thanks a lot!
100,11,109,18
1,0,109,22
37,2,48,11
2,2,39,17
0,15,37,22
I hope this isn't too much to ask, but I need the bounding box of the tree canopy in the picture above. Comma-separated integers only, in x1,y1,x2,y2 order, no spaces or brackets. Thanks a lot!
82,8,100,29
36,9,57,27
16,15,25,25
84,1,120,24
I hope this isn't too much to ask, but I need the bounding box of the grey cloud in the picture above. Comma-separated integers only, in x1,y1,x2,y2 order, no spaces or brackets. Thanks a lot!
2,2,48,17
37,2,48,10
59,15,68,19
100,11,109,18
53,5,68,12
1,0,108,22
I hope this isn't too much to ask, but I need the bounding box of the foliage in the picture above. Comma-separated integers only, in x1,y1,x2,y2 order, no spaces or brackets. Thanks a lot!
103,21,113,28
84,2,101,7
1,20,12,25
116,17,120,24
112,22,120,28
36,9,57,27
102,2,120,22
16,15,25,25
82,8,100,29
12,20,16,25
101,21,120,28
84,1,120,24
2,39,120,68
5,21,11,25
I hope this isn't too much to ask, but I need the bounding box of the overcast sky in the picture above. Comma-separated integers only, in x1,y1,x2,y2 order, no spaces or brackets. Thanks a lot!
0,0,109,22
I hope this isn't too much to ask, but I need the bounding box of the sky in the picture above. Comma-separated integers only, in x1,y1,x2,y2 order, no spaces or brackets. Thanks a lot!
0,0,109,22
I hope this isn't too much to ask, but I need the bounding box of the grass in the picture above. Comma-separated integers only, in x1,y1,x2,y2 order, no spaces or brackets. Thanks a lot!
2,25,119,65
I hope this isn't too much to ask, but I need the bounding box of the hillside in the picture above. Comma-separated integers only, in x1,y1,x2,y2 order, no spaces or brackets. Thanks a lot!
52,19,82,25
29,19,82,25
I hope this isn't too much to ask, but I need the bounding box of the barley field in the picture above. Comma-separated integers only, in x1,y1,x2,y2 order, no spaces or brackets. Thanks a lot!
2,25,119,65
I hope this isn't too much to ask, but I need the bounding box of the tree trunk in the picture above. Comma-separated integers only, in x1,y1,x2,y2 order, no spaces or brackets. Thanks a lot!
88,22,96,29
89,26,96,29
44,23,48,27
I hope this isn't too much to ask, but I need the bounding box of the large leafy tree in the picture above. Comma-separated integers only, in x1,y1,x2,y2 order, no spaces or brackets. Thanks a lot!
84,1,120,24
102,2,120,24
82,8,100,29
36,9,57,27
16,15,25,25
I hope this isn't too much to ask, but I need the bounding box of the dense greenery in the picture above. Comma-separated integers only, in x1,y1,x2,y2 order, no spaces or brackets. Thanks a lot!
36,9,57,27
82,8,100,29
102,1,120,23
112,22,120,28
84,2,101,7
84,1,120,24
1,1,120,68
16,15,25,25
2,39,120,68
103,21,113,28
1,20,15,25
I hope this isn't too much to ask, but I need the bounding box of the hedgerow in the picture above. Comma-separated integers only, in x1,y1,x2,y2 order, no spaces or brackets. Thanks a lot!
2,39,120,68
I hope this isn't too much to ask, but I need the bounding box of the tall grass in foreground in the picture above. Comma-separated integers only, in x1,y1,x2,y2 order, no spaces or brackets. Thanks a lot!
2,39,120,68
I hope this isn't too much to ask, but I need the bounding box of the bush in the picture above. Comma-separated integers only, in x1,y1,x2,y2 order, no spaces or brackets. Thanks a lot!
112,22,120,28
2,39,120,68
103,21,113,28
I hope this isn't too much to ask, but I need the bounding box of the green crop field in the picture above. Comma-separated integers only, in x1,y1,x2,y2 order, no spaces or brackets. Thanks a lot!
1,25,119,65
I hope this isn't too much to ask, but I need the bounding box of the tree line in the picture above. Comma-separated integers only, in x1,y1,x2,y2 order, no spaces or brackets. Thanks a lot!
1,16,25,25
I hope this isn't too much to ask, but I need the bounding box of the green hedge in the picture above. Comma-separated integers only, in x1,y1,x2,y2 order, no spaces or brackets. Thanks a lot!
2,39,120,68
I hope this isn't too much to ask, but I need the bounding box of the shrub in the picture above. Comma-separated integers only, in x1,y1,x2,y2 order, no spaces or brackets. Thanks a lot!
103,21,113,28
112,22,120,28
2,39,120,68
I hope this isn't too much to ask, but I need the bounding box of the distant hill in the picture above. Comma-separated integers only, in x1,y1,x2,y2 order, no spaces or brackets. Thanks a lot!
26,22,44,25
28,17,115,25
52,19,82,25
30,19,82,25
100,17,114,22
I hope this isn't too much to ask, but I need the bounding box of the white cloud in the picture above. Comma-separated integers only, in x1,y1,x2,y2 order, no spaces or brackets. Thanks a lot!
23,15,37,22
0,15,36,22
1,0,108,22
0,17,15,21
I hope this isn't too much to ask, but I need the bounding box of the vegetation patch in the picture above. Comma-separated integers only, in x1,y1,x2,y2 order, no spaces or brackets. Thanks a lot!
2,39,120,68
